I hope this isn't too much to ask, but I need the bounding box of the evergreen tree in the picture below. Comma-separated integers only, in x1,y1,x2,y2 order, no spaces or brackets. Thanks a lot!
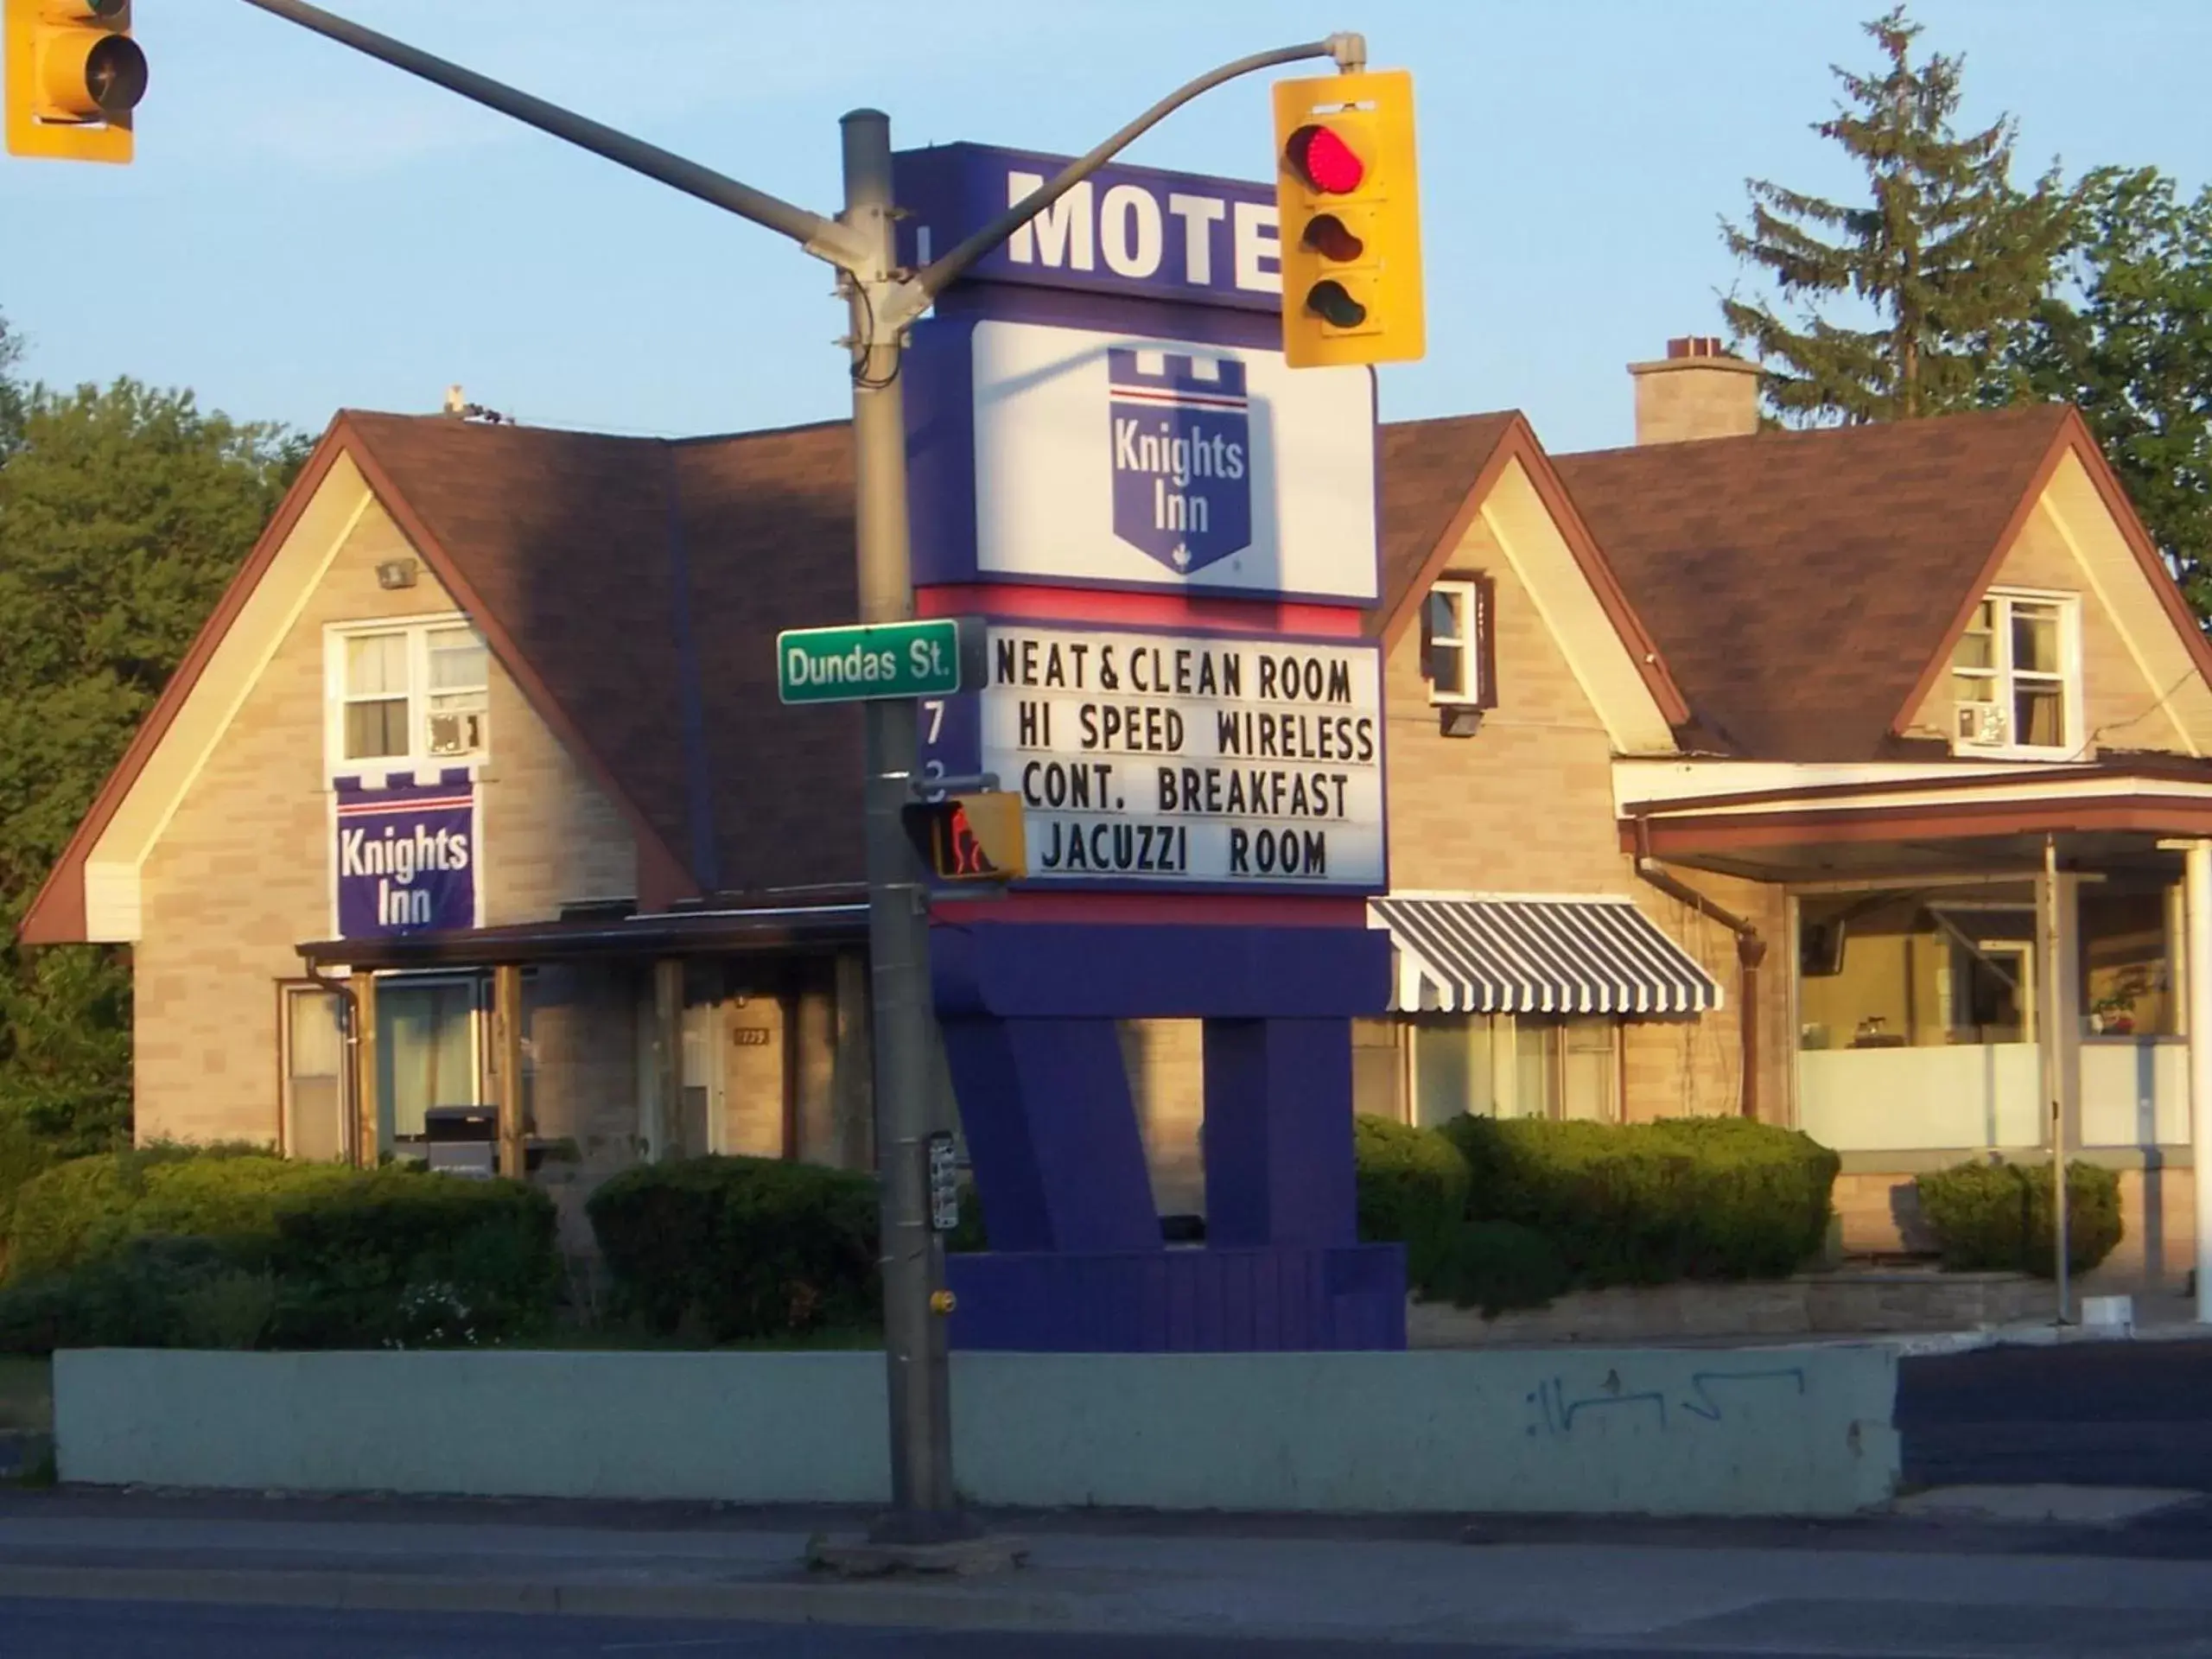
1721,7,2074,424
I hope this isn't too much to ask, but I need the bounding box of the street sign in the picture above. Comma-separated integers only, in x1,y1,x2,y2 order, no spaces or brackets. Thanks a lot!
776,617,982,705
926,1131,961,1232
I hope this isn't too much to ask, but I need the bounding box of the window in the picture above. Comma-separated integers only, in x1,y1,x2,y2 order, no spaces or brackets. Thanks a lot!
1408,1013,1618,1123
1948,591,2078,755
331,619,489,769
1421,576,1493,708
280,984,348,1161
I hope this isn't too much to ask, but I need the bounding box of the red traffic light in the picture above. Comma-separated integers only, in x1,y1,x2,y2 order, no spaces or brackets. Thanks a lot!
1284,123,1363,194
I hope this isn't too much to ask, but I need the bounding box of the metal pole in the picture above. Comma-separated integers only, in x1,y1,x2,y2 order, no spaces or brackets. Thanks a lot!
840,107,962,1541
235,0,865,267
2044,836,2070,1323
2189,842,2212,1322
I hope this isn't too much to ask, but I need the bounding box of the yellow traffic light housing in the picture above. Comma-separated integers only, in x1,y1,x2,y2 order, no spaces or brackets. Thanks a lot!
1273,68,1424,368
902,791,1027,884
5,0,144,163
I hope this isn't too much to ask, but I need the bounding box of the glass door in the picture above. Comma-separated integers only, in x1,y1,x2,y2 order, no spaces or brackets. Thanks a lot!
376,976,483,1155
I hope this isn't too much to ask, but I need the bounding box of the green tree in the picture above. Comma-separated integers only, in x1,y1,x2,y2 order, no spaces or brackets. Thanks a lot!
2001,167,2212,616
1722,6,2074,423
0,312,24,462
0,375,306,1160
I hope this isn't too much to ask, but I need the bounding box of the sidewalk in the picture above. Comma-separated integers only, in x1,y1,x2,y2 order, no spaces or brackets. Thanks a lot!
4,1493,2212,1653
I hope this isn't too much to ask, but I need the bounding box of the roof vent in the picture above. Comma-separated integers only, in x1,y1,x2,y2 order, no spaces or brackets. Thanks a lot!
442,384,512,425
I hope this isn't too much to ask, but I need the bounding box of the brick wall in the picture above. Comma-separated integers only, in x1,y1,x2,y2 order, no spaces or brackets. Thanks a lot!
135,493,642,1147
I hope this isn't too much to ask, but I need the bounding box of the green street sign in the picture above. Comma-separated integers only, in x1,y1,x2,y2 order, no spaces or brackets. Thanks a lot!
776,617,982,705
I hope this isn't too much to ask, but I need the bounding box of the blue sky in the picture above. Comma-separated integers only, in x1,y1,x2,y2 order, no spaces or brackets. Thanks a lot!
3,1,2207,455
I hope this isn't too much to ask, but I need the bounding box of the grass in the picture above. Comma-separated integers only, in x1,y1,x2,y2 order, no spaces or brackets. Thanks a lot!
0,1356,52,1432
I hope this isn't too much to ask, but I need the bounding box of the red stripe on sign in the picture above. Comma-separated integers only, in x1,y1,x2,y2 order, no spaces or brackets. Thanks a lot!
337,795,474,815
1109,388,1249,410
914,584,1368,638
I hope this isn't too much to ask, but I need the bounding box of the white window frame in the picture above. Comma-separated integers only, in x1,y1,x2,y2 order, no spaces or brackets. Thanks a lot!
373,969,489,1154
1948,588,2082,760
1423,578,1489,708
324,613,490,780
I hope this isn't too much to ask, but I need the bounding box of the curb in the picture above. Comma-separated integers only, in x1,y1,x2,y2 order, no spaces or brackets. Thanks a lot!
0,1562,1084,1632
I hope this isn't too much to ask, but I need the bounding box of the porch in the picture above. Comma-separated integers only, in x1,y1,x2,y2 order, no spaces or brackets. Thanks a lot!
1624,759,2212,1297
289,903,875,1226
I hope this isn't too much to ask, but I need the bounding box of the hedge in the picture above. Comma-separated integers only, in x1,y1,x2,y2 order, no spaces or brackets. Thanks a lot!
1916,1160,2123,1276
0,1149,560,1353
1441,1114,1840,1287
1351,1114,1468,1283
587,1155,880,1341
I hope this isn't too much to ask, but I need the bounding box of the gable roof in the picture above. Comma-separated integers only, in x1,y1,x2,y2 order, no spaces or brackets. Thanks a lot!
1550,402,2212,762
341,411,866,904
1372,410,1692,732
21,411,865,944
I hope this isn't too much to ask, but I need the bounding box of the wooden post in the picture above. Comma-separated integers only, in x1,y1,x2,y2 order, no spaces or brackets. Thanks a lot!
496,963,527,1180
352,972,379,1167
653,958,685,1160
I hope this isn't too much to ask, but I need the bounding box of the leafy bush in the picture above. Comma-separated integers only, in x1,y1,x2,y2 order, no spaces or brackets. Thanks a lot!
264,1168,558,1346
588,1155,880,1341
1420,1218,1573,1317
1351,1115,1470,1282
1440,1115,1839,1287
1916,1160,2123,1276
6,1143,311,1282
0,1147,558,1352
0,1236,246,1352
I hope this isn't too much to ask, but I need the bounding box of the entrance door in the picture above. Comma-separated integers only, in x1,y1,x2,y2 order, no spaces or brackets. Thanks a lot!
716,982,788,1157
376,976,483,1155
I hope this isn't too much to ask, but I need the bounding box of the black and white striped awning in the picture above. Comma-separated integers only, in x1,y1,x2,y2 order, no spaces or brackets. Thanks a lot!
1368,894,1723,1016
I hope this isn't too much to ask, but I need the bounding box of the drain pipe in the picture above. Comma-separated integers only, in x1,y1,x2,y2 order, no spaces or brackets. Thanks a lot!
1633,816,1768,1121
302,957,365,1166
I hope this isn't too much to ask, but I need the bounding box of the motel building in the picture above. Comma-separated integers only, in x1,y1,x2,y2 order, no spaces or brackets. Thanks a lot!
21,332,2212,1284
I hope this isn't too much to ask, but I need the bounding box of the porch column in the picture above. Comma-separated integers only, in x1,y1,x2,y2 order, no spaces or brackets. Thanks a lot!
651,958,684,1160
2187,843,2212,1323
351,972,378,1167
494,963,527,1179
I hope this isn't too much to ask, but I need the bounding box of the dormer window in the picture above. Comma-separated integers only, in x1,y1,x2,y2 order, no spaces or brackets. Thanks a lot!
1948,590,2080,757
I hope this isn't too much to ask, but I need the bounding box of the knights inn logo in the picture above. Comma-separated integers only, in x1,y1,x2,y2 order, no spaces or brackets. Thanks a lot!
334,770,476,938
1108,346,1253,575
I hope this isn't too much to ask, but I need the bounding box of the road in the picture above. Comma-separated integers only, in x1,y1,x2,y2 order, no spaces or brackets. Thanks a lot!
1897,1339,2212,1490
0,1600,1764,1659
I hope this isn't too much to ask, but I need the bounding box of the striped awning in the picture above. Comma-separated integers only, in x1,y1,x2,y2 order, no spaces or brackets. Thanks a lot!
1368,894,1723,1015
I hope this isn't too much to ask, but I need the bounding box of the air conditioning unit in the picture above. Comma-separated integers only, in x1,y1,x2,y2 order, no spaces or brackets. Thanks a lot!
1955,700,2007,747
426,707,485,755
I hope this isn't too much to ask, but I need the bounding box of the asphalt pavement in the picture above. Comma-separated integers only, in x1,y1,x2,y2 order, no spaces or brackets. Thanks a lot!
1897,1338,2212,1490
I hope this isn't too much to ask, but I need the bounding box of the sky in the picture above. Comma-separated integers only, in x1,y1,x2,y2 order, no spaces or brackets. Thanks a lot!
3,1,2209,456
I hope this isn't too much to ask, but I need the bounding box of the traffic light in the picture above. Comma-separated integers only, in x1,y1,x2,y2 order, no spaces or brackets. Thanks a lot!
1272,68,1423,368
901,791,1027,883
5,0,144,163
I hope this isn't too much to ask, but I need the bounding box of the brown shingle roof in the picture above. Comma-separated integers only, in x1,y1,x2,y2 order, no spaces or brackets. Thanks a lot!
1374,412,1519,629
342,412,862,905
1553,404,2075,761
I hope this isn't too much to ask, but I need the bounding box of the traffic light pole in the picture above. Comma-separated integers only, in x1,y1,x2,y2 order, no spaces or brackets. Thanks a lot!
232,0,1361,1542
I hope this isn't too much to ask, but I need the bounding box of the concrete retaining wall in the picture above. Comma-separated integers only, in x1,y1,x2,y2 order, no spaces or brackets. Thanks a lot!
54,1344,1899,1516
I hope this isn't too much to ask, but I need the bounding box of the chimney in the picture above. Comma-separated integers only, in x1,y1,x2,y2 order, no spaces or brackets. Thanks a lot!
1628,336,1761,444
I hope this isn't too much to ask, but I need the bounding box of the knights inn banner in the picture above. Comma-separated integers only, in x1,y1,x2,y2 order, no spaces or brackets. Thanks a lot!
334,770,477,938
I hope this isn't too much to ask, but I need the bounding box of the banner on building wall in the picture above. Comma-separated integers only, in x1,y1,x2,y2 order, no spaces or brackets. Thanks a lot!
334,769,477,938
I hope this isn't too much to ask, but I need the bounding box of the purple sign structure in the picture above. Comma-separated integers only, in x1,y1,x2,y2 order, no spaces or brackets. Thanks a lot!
334,770,476,938
1108,346,1252,575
